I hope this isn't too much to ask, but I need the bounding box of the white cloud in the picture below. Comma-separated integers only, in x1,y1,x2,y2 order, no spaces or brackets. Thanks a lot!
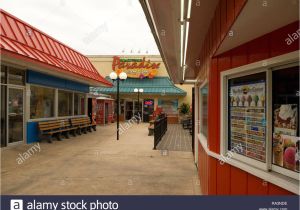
0,0,159,55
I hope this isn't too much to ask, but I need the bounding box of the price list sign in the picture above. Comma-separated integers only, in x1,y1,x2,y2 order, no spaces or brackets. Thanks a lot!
229,81,266,162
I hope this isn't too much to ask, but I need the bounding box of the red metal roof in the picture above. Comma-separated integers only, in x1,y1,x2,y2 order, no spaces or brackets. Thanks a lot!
0,9,112,86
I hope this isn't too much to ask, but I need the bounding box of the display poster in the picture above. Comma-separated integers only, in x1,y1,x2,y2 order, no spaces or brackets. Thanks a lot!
229,81,266,162
272,104,299,173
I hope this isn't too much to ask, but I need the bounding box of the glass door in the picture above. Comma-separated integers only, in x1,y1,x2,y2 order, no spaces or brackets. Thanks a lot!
125,100,133,120
143,99,154,122
8,88,24,144
133,100,142,118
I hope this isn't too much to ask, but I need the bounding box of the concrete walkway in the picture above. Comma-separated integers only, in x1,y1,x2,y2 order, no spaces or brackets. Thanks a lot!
1,123,201,195
156,124,192,152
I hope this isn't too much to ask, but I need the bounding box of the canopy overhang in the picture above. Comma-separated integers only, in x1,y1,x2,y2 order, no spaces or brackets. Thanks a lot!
140,0,299,83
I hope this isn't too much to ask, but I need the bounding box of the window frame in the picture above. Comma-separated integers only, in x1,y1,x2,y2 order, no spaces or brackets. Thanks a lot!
199,80,208,141
29,84,56,119
28,84,87,121
74,92,86,116
224,68,269,171
57,89,74,117
269,62,299,180
221,59,299,180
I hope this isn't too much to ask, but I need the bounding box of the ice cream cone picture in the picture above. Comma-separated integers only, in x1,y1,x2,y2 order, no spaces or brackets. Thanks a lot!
241,96,246,107
254,95,259,107
247,95,252,107
236,96,240,107
230,96,235,106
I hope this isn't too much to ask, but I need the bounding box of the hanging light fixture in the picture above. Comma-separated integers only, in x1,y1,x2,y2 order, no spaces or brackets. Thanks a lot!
181,0,192,82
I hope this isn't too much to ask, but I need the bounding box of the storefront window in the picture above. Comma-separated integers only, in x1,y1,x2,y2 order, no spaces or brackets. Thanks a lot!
1,65,7,84
30,86,55,119
158,99,178,115
272,66,299,174
200,85,208,138
8,66,25,86
228,72,266,162
74,93,85,115
58,90,73,116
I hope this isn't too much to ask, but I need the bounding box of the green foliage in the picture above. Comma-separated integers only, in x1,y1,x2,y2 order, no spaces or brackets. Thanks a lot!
179,103,190,115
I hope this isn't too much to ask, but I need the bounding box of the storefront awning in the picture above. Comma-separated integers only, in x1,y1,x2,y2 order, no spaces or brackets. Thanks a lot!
90,76,186,96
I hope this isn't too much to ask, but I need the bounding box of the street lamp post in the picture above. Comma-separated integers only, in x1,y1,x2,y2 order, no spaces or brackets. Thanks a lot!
110,71,127,140
134,88,144,124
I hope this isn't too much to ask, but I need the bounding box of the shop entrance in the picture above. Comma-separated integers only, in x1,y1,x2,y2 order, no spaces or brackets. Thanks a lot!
88,98,93,121
125,101,133,120
105,103,109,124
143,99,154,122
1,87,24,147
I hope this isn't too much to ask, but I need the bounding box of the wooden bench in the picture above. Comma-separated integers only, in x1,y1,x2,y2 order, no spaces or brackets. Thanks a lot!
70,117,96,135
38,119,76,143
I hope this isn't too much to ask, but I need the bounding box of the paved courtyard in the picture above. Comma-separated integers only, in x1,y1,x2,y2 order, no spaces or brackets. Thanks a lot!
1,123,200,195
156,124,192,152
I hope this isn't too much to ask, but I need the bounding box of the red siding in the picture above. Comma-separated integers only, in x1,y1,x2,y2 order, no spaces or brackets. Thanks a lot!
218,51,231,72
220,0,227,39
247,174,268,195
230,166,247,194
227,0,235,29
268,184,294,195
199,18,298,196
208,156,217,194
234,0,247,18
231,44,248,68
247,34,270,63
207,58,219,153
216,163,231,194
270,21,299,57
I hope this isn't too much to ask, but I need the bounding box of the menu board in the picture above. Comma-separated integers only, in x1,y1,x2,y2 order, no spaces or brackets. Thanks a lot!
229,81,266,162
272,104,299,173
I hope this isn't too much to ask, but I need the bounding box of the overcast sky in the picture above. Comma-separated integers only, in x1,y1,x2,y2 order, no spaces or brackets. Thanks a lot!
1,0,159,55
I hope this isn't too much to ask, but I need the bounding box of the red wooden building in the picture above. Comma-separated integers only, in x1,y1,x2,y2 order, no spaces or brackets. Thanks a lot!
140,0,299,195
95,96,114,125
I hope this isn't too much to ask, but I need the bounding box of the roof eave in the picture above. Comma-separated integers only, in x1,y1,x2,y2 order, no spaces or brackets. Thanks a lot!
1,50,112,87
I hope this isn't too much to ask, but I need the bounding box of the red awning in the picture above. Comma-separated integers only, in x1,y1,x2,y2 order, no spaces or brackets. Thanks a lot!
0,9,112,87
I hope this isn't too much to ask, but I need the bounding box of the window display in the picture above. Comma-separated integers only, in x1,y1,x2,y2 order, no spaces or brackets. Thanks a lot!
228,72,266,162
272,66,299,173
30,86,55,119
74,93,85,115
58,90,73,116
200,85,208,138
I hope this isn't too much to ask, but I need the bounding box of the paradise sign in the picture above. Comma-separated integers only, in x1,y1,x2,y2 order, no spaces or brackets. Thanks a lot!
112,56,160,78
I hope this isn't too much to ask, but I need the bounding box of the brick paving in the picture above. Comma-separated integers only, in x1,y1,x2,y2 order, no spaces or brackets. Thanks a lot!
156,124,192,152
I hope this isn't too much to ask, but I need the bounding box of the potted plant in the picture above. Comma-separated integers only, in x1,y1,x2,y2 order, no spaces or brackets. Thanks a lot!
179,103,190,115
178,103,191,125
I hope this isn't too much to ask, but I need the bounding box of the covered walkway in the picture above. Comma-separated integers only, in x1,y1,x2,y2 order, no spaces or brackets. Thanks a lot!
156,124,192,152
1,123,200,195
